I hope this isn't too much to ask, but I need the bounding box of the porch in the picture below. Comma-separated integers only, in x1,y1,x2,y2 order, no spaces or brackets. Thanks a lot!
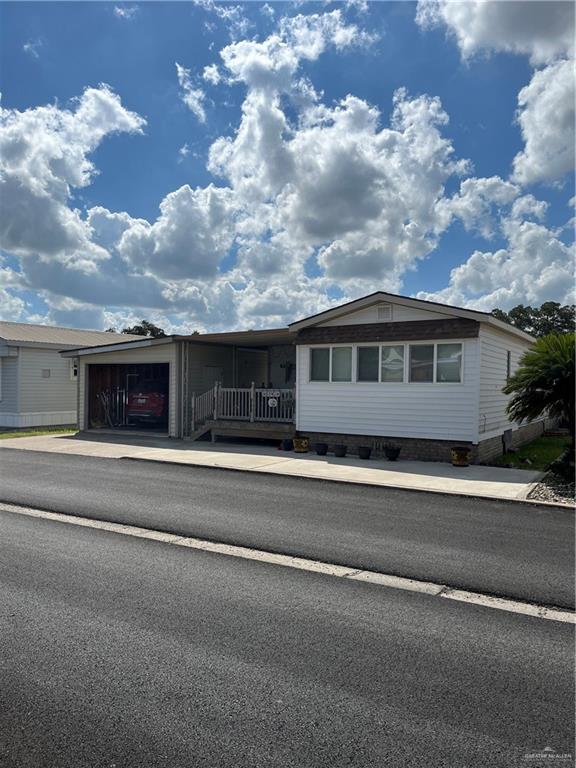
178,329,297,440
190,383,296,441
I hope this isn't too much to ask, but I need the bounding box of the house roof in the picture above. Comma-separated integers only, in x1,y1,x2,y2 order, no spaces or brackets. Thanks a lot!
0,321,142,350
287,291,536,342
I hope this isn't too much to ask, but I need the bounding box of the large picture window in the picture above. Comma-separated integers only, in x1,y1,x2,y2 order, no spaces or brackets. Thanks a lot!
309,341,464,384
436,343,462,383
381,345,405,382
310,348,330,381
357,347,379,382
409,345,434,382
331,347,352,382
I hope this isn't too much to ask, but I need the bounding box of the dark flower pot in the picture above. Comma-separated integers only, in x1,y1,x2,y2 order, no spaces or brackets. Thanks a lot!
281,438,293,451
358,446,372,460
333,444,347,458
451,446,471,467
314,442,328,456
385,446,401,462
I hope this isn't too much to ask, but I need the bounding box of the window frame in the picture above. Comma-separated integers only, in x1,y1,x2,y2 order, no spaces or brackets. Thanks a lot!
380,343,406,384
356,344,380,383
308,341,464,385
435,342,464,384
331,345,353,383
309,346,331,383
408,343,436,384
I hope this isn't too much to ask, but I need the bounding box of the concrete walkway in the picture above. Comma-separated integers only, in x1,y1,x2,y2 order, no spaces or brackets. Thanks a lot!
0,432,545,502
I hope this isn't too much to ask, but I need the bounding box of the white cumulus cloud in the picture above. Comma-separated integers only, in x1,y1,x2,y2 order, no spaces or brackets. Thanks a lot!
416,0,574,65
176,63,207,123
512,59,575,185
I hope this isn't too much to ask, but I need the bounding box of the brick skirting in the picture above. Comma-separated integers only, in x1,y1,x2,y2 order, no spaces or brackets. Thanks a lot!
299,419,550,464
298,430,473,463
476,420,547,463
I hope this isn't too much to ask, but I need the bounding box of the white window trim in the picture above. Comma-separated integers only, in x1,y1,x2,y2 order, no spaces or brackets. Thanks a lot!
309,341,465,385
309,345,354,383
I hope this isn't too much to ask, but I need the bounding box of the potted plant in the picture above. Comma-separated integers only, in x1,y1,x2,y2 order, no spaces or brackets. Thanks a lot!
384,445,401,461
358,446,372,460
333,444,347,458
281,438,293,451
293,437,310,453
451,446,471,467
314,442,328,456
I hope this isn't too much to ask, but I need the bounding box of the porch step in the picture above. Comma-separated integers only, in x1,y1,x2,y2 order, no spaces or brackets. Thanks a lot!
188,423,213,442
206,420,295,442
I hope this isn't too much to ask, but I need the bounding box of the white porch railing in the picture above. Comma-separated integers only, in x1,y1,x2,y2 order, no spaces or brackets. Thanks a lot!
191,385,216,432
191,383,295,430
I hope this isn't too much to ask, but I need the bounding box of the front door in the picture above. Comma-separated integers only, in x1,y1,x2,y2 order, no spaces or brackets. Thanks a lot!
237,349,268,388
202,365,224,391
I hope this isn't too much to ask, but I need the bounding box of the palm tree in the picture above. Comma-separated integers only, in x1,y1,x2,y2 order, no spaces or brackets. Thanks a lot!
503,333,575,447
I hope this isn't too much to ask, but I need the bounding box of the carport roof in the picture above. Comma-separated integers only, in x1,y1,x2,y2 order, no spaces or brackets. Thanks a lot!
61,327,293,356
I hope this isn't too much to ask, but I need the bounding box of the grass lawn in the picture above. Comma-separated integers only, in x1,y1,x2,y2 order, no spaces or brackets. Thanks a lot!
494,435,571,471
0,427,77,440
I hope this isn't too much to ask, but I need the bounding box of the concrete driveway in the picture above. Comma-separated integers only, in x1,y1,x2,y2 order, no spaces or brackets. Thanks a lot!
0,432,544,502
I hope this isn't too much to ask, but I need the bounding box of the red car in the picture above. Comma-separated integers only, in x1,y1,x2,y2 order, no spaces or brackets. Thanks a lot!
127,381,167,424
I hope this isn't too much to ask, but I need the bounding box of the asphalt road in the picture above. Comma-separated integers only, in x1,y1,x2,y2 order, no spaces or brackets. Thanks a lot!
1,509,573,768
0,448,573,609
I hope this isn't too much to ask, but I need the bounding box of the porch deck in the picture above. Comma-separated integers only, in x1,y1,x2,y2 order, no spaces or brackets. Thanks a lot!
189,383,295,441
206,419,295,442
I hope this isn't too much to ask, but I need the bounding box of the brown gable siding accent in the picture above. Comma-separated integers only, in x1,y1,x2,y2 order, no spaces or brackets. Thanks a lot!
295,318,479,345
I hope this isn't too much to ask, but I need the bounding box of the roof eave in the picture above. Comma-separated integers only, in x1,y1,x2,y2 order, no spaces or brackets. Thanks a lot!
60,336,176,357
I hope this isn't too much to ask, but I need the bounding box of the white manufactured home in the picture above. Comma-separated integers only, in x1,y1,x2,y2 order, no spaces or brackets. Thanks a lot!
62,292,542,463
0,322,140,428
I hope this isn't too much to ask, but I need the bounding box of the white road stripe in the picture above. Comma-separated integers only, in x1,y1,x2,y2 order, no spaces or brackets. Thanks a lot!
1,502,574,624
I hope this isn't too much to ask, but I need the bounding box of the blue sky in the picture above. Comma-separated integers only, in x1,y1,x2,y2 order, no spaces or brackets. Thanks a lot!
0,1,574,331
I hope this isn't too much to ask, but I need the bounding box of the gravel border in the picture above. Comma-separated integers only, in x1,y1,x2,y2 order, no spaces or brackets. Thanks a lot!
528,472,575,506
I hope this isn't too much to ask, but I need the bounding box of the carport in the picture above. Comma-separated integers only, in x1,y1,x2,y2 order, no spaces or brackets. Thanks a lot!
62,336,178,437
87,362,169,432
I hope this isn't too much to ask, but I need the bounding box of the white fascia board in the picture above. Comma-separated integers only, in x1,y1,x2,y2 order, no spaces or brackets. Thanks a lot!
60,338,173,357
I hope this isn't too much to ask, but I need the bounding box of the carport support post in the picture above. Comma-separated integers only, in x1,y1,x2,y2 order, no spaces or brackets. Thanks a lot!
250,382,255,422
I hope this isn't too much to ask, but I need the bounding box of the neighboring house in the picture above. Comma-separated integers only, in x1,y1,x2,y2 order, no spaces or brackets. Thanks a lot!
0,322,141,428
62,292,542,462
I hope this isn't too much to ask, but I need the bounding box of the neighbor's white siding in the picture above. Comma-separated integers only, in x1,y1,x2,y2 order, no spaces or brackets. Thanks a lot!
320,303,447,326
0,354,19,414
78,343,178,436
478,326,536,439
19,347,77,414
296,338,480,441
0,346,77,427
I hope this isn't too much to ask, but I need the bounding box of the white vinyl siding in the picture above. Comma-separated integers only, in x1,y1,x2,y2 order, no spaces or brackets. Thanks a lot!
78,343,178,436
297,338,479,441
478,326,536,438
0,355,19,412
320,303,448,326
18,347,78,414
